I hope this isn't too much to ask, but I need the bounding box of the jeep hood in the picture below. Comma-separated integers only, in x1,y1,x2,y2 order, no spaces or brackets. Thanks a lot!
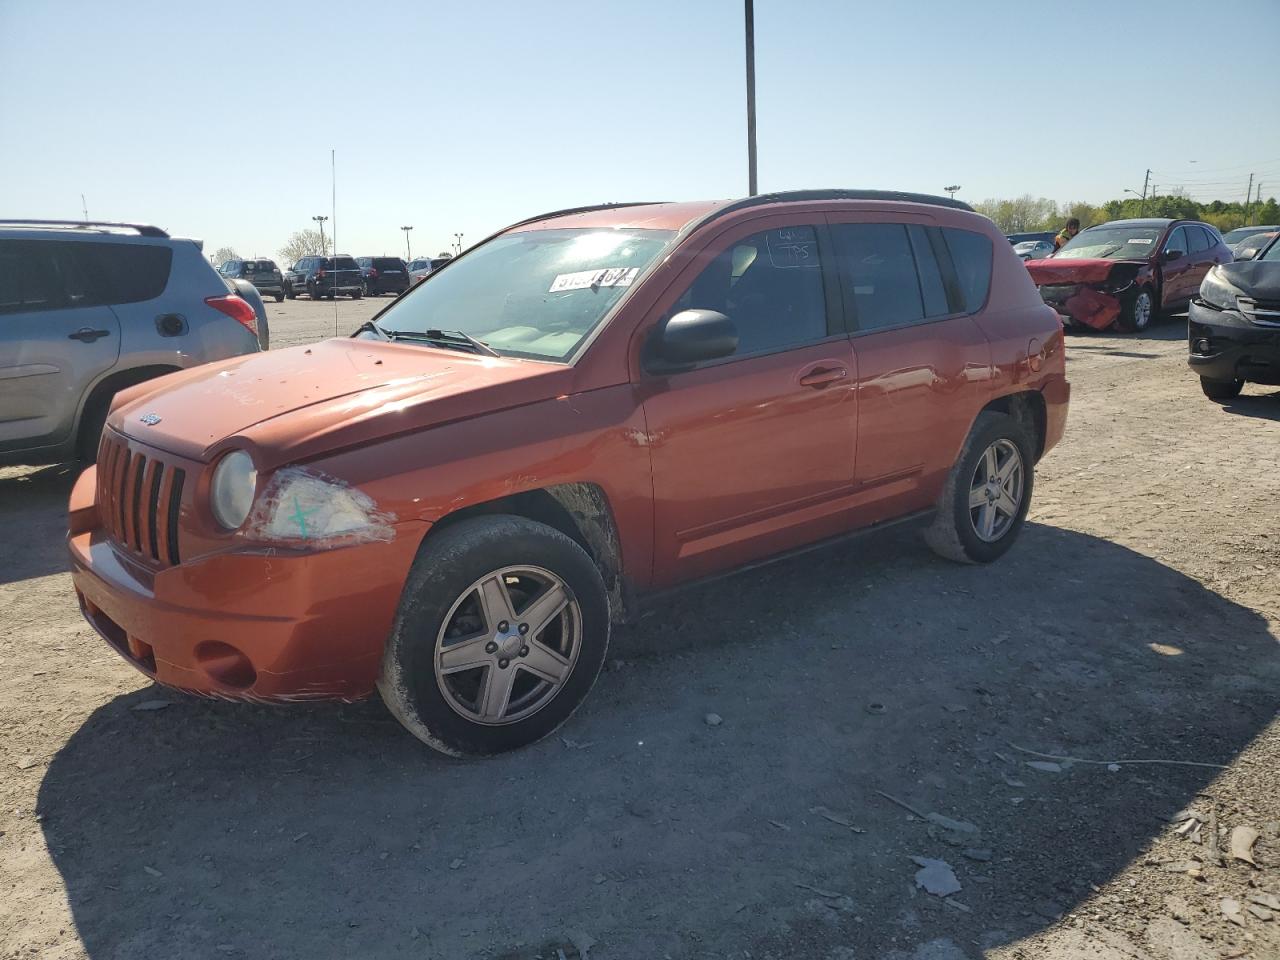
109,337,572,467
1025,258,1135,286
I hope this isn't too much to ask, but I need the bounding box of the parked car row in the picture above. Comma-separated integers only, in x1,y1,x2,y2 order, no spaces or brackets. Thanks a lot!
216,253,459,302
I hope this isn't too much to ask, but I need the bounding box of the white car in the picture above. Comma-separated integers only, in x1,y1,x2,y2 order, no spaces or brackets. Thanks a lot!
407,256,453,285
1013,239,1055,261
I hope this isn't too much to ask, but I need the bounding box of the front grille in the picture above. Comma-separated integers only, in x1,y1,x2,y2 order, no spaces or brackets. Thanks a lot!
1238,298,1280,328
97,432,185,567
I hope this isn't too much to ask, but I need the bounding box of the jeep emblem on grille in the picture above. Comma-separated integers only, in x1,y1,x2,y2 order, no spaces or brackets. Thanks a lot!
139,413,162,425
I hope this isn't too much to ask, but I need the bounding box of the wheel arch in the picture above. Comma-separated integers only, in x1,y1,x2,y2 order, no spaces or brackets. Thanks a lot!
77,363,184,455
424,482,630,623
981,389,1047,462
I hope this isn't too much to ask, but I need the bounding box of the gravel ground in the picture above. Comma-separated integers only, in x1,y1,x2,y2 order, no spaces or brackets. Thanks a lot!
1,299,1278,960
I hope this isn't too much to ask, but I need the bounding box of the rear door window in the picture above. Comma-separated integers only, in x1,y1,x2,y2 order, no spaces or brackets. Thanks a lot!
908,225,950,317
829,223,924,331
670,225,830,356
940,228,993,313
0,241,63,314
1188,226,1210,255
74,242,173,304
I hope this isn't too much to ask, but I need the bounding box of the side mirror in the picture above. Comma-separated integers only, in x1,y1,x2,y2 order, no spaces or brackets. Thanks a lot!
654,309,738,367
1165,248,1185,262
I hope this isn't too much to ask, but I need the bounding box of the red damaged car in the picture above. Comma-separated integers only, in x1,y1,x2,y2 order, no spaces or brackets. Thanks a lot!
1026,218,1231,332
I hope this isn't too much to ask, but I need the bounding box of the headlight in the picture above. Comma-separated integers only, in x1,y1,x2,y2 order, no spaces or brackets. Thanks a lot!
253,467,394,545
210,450,257,529
1199,268,1243,312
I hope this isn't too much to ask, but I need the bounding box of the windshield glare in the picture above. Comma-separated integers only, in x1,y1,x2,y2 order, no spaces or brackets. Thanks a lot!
1056,226,1163,260
374,228,675,361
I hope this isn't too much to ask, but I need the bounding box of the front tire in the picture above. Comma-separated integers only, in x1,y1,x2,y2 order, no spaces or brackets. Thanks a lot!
378,516,610,757
274,291,285,303
1200,376,1243,401
1115,287,1157,333
924,412,1035,564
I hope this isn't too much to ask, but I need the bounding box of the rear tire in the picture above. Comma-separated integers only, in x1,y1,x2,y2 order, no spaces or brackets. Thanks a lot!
1200,376,1244,401
924,411,1035,564
1115,287,1157,333
378,515,609,758
274,292,285,303
351,288,362,300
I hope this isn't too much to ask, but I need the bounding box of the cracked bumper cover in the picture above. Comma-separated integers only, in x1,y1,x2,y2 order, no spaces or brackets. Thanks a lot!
68,465,427,702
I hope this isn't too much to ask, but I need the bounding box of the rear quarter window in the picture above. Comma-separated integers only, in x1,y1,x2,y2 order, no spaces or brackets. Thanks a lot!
75,242,173,304
941,228,992,313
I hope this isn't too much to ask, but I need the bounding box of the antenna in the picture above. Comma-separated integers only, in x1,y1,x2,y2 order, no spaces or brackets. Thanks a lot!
332,148,338,337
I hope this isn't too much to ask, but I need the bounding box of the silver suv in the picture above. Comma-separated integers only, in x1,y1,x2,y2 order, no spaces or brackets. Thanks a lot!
0,220,261,466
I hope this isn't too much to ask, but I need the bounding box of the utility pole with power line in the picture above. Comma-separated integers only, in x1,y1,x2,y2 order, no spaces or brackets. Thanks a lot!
401,225,413,261
744,0,757,197
1140,169,1150,216
1244,173,1255,224
312,215,329,254
944,185,961,199
80,194,88,221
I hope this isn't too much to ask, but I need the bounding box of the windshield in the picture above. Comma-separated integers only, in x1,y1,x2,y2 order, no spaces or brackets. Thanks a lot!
374,227,675,362
1056,226,1163,260
1013,241,1043,255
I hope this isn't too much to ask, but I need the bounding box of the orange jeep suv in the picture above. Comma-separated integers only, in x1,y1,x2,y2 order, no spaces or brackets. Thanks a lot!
68,191,1069,757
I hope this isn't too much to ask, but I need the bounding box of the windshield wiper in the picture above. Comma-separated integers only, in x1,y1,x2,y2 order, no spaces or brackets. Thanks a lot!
377,328,500,357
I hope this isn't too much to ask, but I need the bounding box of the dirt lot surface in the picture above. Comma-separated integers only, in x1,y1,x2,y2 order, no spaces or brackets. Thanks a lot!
2,298,1278,960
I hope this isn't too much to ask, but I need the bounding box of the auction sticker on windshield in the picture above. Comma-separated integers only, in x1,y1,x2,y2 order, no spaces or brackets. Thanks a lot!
549,267,639,292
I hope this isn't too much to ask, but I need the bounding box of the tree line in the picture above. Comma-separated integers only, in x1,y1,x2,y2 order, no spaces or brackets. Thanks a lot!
973,193,1280,235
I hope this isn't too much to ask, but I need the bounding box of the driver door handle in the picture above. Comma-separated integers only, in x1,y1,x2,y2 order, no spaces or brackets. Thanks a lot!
68,328,111,343
798,366,848,388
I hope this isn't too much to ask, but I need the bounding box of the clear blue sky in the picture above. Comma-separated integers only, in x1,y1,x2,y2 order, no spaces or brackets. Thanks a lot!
3,0,1278,261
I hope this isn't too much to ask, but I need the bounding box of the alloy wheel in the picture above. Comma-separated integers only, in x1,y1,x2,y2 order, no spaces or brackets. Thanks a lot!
968,439,1024,542
1133,291,1152,330
434,565,581,725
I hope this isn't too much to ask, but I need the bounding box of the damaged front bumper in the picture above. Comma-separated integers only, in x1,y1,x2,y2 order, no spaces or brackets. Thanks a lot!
1037,283,1126,330
68,465,428,702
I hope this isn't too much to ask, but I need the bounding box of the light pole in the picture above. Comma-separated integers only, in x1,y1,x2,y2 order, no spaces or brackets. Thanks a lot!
944,184,961,199
744,0,757,196
312,215,329,254
401,225,413,261
453,232,464,256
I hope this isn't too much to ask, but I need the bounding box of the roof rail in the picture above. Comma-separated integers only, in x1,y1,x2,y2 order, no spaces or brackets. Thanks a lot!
713,189,975,216
505,201,666,231
0,219,170,238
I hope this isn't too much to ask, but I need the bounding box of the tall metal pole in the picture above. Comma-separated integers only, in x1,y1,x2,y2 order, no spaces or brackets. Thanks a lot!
80,194,88,221
1139,168,1150,217
1244,173,1255,224
744,0,757,197
401,226,413,260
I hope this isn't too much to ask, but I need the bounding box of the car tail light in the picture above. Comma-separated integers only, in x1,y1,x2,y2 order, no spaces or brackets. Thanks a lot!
205,294,258,336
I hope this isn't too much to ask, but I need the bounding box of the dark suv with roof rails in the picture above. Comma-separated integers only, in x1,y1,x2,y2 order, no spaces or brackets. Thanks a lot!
218,258,286,302
356,257,410,297
287,255,363,299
